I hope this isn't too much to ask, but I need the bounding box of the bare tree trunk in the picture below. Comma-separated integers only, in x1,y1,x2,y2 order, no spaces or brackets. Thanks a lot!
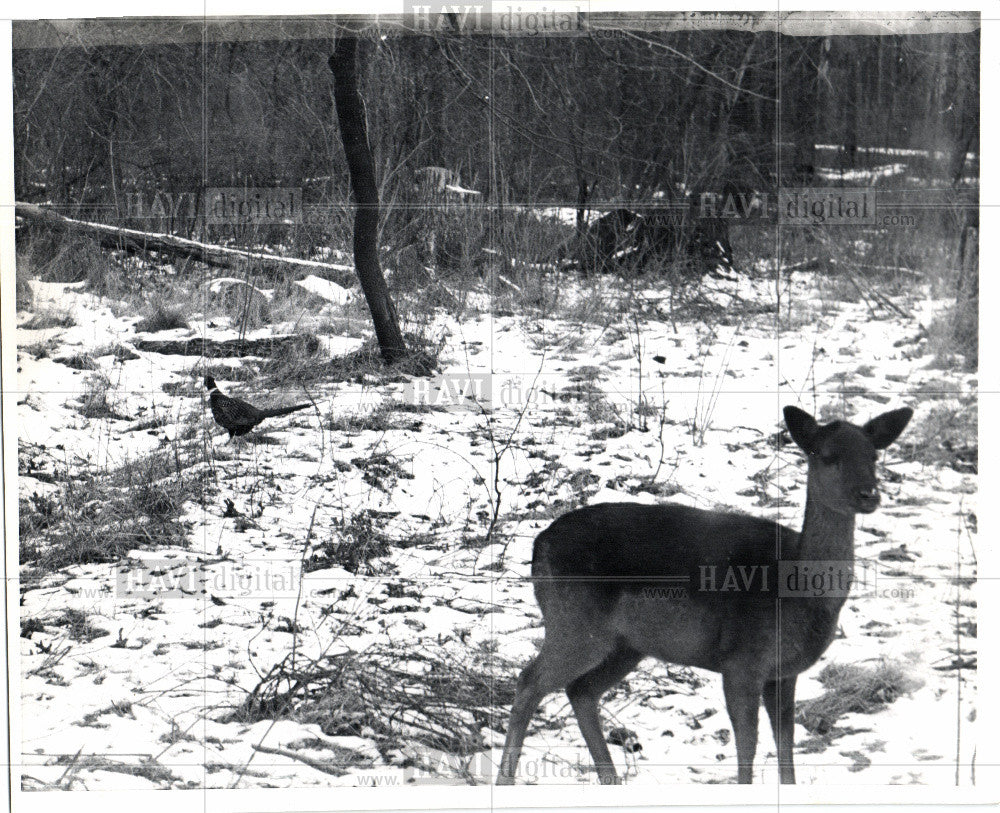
329,36,407,364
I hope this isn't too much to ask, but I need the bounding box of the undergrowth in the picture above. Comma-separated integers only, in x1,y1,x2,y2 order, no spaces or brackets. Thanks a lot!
236,641,517,767
19,445,208,580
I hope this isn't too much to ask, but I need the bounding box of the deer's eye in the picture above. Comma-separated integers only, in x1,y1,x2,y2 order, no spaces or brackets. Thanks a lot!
820,453,837,465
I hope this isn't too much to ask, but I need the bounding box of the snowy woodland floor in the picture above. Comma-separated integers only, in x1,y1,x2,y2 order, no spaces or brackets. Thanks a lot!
16,264,977,789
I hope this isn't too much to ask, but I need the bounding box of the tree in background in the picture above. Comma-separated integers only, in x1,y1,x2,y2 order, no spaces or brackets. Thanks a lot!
329,33,407,364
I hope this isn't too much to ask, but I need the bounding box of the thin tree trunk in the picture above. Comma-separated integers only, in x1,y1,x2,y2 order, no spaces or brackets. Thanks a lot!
329,36,407,364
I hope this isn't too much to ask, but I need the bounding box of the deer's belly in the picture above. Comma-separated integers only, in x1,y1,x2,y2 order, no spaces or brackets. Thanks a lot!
610,593,843,677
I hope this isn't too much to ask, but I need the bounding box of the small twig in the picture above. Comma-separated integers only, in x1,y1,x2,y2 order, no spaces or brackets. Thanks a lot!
56,747,84,789
252,744,356,777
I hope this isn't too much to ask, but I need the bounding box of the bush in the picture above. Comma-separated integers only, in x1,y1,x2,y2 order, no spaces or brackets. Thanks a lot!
796,661,920,736
135,301,190,333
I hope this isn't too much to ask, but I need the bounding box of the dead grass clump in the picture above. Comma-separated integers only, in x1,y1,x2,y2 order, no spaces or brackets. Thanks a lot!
76,374,130,420
902,396,977,473
796,661,920,737
53,608,110,643
21,309,76,330
306,512,393,576
550,276,635,330
320,334,441,384
951,293,978,368
21,338,60,359
18,231,146,304
325,409,393,434
19,448,205,578
135,302,190,333
306,510,438,575
926,299,977,372
55,353,98,371
206,279,272,330
326,399,433,434
258,332,325,385
18,232,99,284
352,452,415,492
19,493,59,545
106,344,141,362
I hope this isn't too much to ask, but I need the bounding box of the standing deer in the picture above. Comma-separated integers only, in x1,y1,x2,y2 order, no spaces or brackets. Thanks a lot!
497,405,912,785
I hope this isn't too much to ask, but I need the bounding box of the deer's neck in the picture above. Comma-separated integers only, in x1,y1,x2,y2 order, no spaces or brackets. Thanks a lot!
798,487,856,563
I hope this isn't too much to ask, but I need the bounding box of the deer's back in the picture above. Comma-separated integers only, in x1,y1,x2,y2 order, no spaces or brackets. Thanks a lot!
533,502,795,585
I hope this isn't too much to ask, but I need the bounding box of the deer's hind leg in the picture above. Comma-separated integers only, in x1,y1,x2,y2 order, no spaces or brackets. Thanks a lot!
498,627,620,784
566,644,644,784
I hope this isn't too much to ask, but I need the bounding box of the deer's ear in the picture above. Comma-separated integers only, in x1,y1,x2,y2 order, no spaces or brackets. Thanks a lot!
863,407,913,450
784,406,819,454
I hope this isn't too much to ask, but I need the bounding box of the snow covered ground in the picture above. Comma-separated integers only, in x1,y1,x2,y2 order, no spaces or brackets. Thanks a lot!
17,267,976,789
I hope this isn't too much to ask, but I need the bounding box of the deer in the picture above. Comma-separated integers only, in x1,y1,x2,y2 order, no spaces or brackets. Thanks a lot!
496,405,913,785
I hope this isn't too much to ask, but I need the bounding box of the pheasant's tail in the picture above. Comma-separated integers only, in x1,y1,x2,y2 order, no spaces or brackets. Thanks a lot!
259,402,311,419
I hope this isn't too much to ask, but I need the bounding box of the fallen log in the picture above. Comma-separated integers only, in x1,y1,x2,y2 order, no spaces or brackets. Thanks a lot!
133,334,319,358
15,202,357,287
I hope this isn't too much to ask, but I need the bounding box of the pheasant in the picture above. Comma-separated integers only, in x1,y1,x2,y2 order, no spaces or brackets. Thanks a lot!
204,376,309,439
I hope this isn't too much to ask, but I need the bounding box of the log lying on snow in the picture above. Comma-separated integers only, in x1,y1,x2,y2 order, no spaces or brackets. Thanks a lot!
15,202,357,288
133,334,319,358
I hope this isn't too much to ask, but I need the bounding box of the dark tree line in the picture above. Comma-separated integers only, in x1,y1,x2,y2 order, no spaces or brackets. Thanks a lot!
14,22,979,215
